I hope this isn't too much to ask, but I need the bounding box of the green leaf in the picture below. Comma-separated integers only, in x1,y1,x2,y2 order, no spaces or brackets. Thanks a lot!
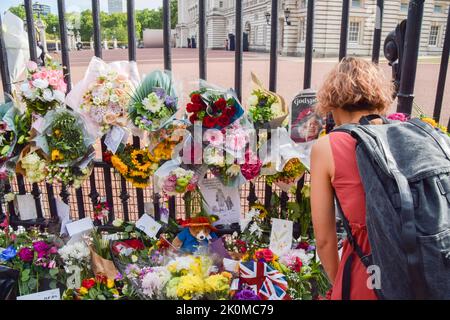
125,225,134,233
49,280,57,289
49,268,59,277
97,294,106,301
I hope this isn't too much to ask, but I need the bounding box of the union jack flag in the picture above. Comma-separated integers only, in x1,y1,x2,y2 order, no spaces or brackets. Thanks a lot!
239,261,291,300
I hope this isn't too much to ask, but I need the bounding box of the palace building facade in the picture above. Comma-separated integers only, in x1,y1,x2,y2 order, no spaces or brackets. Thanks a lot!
175,0,449,57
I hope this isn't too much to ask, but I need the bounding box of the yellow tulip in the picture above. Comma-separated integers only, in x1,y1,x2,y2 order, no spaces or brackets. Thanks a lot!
79,287,88,296
107,279,115,289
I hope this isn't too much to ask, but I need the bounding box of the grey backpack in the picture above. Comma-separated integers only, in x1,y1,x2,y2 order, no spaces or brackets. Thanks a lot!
334,115,450,300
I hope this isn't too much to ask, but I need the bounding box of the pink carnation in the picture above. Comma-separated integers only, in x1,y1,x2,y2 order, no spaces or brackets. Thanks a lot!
387,113,409,122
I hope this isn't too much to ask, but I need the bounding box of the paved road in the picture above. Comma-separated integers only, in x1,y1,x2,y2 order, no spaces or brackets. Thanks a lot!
7,47,450,124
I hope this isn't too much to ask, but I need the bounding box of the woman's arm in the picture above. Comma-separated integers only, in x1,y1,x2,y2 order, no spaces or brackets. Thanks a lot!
310,136,340,284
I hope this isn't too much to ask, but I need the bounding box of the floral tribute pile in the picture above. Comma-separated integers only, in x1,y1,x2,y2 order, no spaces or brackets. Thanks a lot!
1,57,447,302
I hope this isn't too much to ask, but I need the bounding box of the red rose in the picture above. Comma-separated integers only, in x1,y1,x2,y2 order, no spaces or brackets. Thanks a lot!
240,246,247,254
125,239,145,250
203,116,217,128
292,257,303,273
217,115,231,128
214,98,227,111
82,278,96,289
189,114,199,124
262,249,274,262
225,105,236,117
191,93,202,104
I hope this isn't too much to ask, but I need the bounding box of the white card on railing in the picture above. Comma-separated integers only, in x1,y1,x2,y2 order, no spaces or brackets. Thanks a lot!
56,199,71,236
66,217,94,237
269,218,293,256
17,289,60,300
223,258,240,273
104,126,127,154
15,194,37,221
135,214,161,239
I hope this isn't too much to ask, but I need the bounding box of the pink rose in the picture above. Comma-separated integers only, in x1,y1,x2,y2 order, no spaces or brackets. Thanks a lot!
387,113,409,122
26,61,38,72
204,129,224,147
225,131,247,151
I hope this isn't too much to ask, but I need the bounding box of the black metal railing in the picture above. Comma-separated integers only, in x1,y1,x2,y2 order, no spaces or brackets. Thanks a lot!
0,0,449,226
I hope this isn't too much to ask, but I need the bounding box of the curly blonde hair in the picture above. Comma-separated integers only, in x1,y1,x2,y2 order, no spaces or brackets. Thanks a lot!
316,57,394,116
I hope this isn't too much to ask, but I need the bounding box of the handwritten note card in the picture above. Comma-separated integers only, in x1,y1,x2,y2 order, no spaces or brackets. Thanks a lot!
269,218,293,256
135,214,162,239
17,289,60,300
66,217,94,237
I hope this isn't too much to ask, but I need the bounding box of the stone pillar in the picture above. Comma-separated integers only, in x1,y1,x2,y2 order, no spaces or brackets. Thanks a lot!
90,37,94,50
113,38,118,49
103,39,109,50
55,40,59,52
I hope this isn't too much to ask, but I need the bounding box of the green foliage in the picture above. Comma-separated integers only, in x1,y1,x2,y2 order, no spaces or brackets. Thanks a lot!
6,1,178,42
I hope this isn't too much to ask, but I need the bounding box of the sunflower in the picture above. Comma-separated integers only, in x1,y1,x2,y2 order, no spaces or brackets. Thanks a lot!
129,170,149,178
132,181,150,189
420,117,438,128
111,155,128,175
51,149,64,162
131,149,153,171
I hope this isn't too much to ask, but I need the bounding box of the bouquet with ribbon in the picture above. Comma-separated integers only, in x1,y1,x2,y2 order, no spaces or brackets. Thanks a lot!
66,57,139,138
247,72,287,130
128,70,178,133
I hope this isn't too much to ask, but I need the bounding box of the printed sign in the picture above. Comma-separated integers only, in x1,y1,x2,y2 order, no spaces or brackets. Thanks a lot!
198,177,240,226
17,289,61,300
56,199,71,236
290,89,322,143
135,214,162,238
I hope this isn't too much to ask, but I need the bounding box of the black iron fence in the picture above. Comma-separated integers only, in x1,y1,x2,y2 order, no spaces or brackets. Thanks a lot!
0,0,449,226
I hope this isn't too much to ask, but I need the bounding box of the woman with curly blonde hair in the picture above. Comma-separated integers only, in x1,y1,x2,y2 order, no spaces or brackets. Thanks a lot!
311,57,394,300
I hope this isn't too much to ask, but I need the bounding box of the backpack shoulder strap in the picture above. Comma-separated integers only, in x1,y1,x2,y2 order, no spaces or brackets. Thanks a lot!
409,118,450,160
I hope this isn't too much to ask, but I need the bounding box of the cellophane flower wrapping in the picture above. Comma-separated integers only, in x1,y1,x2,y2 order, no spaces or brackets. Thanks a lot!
128,70,179,135
66,56,140,139
247,72,288,130
0,102,20,178
32,108,96,187
18,59,66,116
154,159,198,196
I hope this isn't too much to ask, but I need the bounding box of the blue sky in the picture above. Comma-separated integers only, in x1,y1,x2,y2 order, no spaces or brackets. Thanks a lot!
0,0,162,14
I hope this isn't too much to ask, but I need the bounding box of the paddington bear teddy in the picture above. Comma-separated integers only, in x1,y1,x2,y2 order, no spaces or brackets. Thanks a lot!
172,217,218,253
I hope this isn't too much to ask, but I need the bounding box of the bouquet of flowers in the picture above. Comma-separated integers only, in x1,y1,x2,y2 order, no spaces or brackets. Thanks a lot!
93,198,110,226
129,70,178,132
265,158,306,192
58,241,92,283
247,72,287,129
186,83,244,130
0,228,64,296
31,109,96,187
19,59,66,116
63,274,124,300
66,56,139,138
79,70,132,135
0,102,17,174
158,167,198,196
111,145,159,189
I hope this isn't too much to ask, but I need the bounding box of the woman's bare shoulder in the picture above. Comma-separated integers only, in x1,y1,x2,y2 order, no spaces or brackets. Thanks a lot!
312,135,331,155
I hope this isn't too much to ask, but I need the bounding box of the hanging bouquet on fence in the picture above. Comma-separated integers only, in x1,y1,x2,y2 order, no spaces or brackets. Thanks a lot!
155,161,198,196
0,103,18,180
186,83,244,130
19,60,66,116
247,72,288,129
16,109,96,187
128,70,178,133
66,57,139,138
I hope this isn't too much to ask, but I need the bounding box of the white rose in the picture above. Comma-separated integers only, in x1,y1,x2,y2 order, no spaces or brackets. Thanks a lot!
32,78,49,89
42,89,54,102
53,90,65,103
21,82,31,93
247,94,259,107
23,88,36,100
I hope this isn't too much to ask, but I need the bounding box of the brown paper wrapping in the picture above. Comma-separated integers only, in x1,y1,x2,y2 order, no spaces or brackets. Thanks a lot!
89,247,118,280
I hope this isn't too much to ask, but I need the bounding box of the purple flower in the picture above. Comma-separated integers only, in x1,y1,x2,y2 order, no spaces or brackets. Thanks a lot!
165,95,175,107
32,241,49,254
154,88,166,99
234,289,260,300
18,247,34,262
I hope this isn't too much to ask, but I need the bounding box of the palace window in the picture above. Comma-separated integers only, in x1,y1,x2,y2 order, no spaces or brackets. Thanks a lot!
434,5,443,13
400,1,408,12
352,0,362,8
348,21,361,44
298,18,306,43
429,25,440,47
300,0,307,9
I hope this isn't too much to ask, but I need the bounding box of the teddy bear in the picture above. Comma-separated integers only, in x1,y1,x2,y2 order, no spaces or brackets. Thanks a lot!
172,217,218,253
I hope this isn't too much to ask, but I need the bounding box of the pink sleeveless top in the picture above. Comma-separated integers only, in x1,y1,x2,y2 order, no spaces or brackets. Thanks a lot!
329,132,378,300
